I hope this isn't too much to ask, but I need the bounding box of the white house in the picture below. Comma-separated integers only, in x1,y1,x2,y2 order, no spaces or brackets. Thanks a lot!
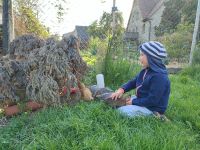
0,4,2,24
126,0,166,42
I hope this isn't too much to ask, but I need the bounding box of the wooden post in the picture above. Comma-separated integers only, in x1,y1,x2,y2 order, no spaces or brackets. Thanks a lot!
112,0,116,35
2,0,14,55
189,0,200,65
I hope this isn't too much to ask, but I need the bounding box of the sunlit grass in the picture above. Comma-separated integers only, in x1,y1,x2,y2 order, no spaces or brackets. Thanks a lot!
0,65,200,149
0,73,200,149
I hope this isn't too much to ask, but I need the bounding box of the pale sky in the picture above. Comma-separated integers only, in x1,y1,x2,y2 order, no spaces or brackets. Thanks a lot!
39,0,134,36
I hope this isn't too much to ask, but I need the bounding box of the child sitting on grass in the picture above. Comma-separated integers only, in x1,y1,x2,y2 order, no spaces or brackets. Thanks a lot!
111,41,170,117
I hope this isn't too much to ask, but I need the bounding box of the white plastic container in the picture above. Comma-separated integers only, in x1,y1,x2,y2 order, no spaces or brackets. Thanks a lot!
96,74,105,88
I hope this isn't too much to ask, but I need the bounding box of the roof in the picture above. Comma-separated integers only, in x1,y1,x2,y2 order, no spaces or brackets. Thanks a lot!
139,0,162,19
75,26,90,42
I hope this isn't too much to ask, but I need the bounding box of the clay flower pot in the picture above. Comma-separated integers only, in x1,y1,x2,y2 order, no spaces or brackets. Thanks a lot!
25,101,43,111
4,101,43,117
4,105,21,117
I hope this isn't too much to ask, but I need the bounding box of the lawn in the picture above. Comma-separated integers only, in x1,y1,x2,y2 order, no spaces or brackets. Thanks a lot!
0,74,200,150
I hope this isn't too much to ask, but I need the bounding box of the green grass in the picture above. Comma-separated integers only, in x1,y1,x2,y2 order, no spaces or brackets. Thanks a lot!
180,65,200,83
167,75,200,130
0,74,200,149
0,71,200,149
0,101,200,150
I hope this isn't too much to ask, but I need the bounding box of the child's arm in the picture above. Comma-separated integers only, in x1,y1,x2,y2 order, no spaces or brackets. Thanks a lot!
111,74,138,100
121,76,137,93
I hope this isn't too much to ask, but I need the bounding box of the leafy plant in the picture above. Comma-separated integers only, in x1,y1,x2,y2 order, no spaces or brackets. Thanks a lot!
88,12,124,40
157,23,193,62
155,0,198,36
85,37,108,56
17,7,50,38
180,65,200,82
192,43,200,65
103,42,140,89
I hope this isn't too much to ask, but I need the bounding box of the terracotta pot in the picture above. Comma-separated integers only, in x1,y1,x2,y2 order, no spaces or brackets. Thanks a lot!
4,105,21,117
4,101,43,117
25,101,43,111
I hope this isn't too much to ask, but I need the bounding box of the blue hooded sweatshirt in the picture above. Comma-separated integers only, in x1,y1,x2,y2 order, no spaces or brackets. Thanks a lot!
121,53,170,114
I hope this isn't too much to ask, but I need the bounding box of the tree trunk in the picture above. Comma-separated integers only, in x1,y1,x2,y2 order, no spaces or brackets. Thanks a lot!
2,0,14,55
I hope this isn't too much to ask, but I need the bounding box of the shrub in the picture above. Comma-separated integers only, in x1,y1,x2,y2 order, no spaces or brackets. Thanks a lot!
102,48,141,89
180,65,200,82
157,23,193,62
81,52,97,67
192,44,200,65
86,37,107,55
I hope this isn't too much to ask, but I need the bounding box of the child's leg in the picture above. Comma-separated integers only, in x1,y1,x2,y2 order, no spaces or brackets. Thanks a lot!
117,105,153,117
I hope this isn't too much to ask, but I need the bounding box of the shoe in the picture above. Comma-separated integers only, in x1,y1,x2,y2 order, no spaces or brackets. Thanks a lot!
153,111,170,122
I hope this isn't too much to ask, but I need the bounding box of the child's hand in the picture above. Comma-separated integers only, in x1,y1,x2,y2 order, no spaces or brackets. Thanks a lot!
111,88,124,100
126,98,132,105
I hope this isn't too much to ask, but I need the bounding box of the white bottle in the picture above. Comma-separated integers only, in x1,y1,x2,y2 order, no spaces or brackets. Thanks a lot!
96,74,105,88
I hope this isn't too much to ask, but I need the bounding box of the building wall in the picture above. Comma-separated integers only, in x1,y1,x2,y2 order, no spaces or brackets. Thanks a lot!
0,12,2,24
127,0,141,33
0,6,2,24
147,4,165,40
127,0,165,43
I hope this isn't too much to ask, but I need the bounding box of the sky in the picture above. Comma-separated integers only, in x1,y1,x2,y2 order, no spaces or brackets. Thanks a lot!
39,0,134,36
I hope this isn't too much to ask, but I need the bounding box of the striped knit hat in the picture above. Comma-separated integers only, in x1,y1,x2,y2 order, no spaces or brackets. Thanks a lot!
139,41,167,60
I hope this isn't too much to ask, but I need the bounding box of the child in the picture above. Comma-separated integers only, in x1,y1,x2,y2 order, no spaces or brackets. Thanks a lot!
111,41,170,117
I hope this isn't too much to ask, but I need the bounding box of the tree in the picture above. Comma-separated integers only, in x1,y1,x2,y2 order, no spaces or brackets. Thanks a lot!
13,0,68,37
155,0,184,36
13,0,49,37
53,0,68,23
158,23,193,62
155,0,198,37
16,6,49,38
2,0,14,54
88,11,124,39
182,0,198,24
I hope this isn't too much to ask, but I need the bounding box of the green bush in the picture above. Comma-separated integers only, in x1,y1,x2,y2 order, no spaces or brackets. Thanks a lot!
180,65,200,82
192,44,200,65
85,37,107,55
80,51,97,85
103,53,141,89
82,37,140,89
18,7,50,38
80,38,108,86
158,23,193,62
81,51,97,67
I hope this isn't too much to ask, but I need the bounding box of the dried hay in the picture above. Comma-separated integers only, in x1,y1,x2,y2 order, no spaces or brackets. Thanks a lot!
0,63,19,101
0,34,89,106
9,34,45,58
